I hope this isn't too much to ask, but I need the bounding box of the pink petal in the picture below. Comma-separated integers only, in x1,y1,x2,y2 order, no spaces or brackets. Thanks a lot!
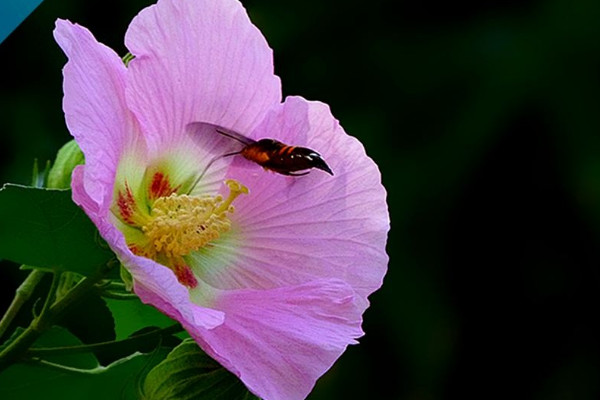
53,19,140,208
124,0,281,154
196,97,389,311
71,166,225,330
188,280,363,400
133,272,225,330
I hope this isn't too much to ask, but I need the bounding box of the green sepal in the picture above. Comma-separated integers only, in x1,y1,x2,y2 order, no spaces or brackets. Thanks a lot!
47,140,85,189
120,263,134,291
31,158,51,188
142,339,259,400
122,52,135,66
0,184,114,275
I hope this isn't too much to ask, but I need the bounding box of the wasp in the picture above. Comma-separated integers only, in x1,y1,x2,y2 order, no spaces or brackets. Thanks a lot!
187,122,333,183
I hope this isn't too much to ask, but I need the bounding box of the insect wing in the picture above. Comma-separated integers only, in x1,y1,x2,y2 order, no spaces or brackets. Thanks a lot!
186,122,253,153
214,125,256,146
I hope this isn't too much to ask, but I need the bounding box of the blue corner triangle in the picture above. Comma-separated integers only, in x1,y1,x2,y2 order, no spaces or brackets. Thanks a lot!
0,0,45,44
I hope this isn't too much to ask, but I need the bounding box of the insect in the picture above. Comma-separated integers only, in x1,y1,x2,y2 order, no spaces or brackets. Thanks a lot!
187,122,333,183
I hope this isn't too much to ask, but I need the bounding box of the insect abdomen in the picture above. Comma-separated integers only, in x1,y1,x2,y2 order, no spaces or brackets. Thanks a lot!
241,138,333,175
240,142,273,165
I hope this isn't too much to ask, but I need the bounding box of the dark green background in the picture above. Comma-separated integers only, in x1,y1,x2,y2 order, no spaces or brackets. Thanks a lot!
2,0,600,398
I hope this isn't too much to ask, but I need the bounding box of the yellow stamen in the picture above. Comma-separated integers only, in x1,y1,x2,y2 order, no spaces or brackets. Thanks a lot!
141,180,248,260
215,179,249,213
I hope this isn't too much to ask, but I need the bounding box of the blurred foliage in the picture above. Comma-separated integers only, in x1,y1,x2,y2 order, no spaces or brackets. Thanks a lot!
2,0,600,399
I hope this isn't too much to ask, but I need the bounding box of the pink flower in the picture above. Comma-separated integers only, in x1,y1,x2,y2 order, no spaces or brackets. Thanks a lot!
53,0,389,399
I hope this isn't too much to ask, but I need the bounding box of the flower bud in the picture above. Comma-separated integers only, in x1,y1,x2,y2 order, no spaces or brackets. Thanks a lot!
47,140,85,189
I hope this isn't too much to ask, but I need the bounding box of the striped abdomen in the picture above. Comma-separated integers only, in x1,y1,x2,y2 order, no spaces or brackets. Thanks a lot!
241,139,333,176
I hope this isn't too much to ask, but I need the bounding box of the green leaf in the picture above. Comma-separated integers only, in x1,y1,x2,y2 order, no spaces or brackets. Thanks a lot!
30,326,98,369
104,297,174,341
0,184,114,276
0,347,170,400
59,292,116,365
142,339,259,400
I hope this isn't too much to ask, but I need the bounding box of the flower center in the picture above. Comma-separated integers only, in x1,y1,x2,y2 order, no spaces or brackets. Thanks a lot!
117,178,247,288
142,179,247,259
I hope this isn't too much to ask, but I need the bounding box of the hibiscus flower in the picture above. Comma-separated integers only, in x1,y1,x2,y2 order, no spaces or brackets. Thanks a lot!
53,0,389,399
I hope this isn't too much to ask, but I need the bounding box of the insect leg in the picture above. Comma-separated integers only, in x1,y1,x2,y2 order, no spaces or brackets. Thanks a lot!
276,170,310,176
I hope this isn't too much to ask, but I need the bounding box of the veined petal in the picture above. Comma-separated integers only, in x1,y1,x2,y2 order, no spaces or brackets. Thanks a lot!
133,269,225,330
124,0,281,154
188,280,363,400
54,19,140,208
193,97,390,311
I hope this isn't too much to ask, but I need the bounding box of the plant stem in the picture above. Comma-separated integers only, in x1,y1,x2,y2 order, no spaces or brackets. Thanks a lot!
27,324,182,356
97,291,138,300
0,270,45,340
0,324,42,371
0,262,113,372
47,268,106,318
37,272,60,320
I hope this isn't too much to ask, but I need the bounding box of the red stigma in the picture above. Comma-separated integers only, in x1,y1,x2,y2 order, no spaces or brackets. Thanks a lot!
173,264,198,288
149,172,177,200
117,183,136,225
128,244,145,257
